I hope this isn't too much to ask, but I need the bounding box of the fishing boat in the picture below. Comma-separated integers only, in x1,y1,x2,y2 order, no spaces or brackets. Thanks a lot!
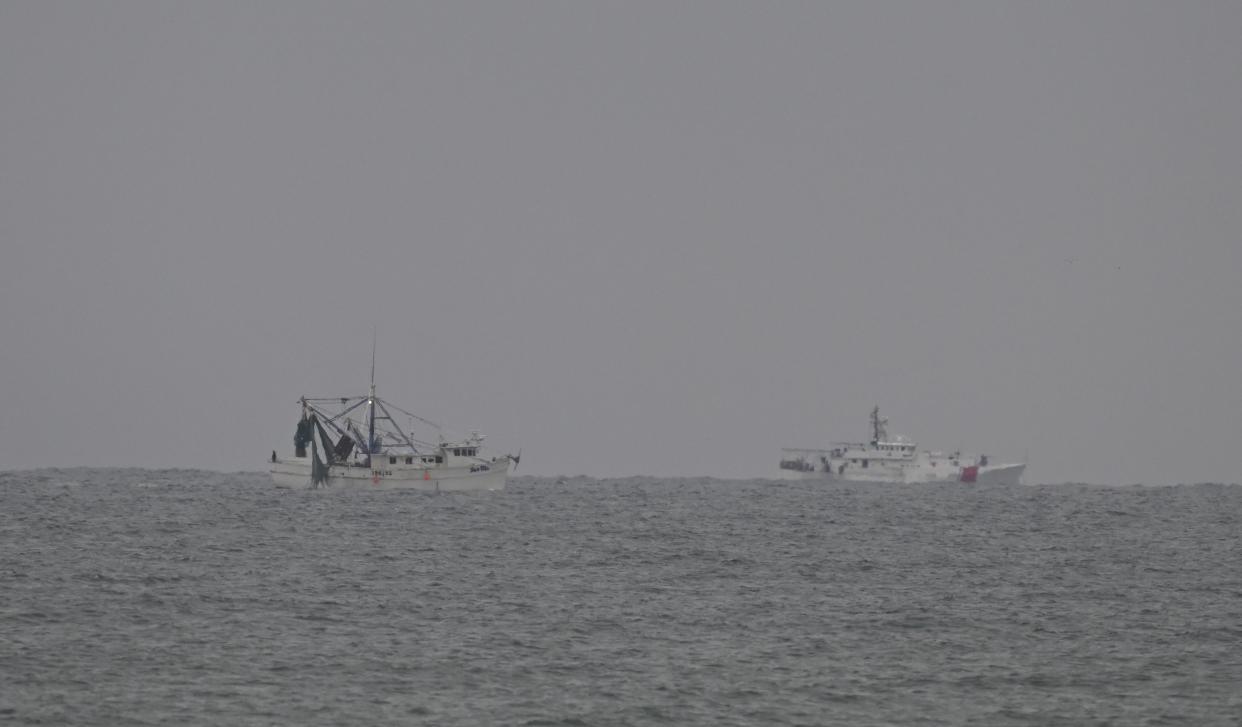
778,406,1024,485
269,355,517,491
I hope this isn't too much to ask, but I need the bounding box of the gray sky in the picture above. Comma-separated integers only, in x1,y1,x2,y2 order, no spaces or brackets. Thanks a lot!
2,2,1240,484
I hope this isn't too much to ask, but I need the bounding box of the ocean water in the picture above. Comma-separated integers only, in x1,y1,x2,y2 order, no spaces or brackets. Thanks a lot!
2,470,1239,726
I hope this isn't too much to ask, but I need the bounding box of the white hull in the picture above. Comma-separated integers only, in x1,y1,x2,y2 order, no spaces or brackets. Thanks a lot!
780,407,1025,486
269,456,510,491
776,462,1026,486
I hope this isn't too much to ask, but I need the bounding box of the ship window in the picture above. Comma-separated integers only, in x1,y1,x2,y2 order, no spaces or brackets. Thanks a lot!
406,457,413,465
435,456,443,463
389,456,397,464
862,459,869,468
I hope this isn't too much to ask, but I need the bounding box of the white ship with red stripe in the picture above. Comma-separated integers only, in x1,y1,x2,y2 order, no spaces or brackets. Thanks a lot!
778,406,1024,485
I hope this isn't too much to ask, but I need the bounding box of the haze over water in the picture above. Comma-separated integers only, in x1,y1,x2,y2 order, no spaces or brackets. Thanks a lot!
4,3,1241,485
4,469,1238,725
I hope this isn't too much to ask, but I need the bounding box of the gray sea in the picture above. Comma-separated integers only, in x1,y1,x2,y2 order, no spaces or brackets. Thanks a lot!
2,469,1239,726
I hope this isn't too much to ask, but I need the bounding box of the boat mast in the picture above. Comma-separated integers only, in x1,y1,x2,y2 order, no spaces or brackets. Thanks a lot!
368,330,377,454
871,405,888,444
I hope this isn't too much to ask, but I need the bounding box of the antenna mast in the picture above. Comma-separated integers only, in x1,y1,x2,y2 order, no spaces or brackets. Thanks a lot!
871,405,888,443
368,329,377,453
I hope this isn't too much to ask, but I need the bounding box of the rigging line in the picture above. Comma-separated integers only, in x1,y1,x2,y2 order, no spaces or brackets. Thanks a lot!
376,399,441,430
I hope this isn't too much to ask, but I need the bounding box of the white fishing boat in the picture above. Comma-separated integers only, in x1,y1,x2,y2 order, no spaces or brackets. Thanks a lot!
778,406,1024,485
269,354,517,491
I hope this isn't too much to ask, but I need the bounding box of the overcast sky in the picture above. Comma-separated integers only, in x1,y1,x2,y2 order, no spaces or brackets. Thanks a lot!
2,2,1239,484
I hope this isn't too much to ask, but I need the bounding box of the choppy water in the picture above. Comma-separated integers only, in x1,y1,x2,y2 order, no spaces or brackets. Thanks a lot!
2,469,1239,725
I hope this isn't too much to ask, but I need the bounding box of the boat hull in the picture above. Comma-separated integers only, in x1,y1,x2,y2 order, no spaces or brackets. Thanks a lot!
269,457,510,491
776,463,1026,486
